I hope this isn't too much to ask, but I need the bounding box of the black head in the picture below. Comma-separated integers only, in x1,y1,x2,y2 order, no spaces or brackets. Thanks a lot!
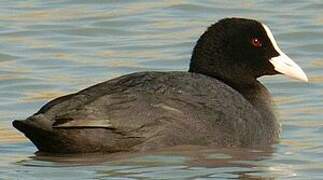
189,17,308,85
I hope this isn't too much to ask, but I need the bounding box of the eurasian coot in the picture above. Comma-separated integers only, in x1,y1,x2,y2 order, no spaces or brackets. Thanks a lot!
13,18,308,153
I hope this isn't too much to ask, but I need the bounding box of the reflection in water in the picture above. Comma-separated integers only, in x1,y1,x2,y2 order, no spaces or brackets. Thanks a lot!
15,146,280,179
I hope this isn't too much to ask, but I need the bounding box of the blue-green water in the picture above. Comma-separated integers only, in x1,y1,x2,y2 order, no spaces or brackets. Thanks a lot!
1,0,323,179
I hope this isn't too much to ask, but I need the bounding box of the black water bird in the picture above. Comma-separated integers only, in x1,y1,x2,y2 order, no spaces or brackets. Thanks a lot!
13,18,308,153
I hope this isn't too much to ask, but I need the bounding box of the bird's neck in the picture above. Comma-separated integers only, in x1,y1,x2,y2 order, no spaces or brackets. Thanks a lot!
231,80,280,143
231,81,274,117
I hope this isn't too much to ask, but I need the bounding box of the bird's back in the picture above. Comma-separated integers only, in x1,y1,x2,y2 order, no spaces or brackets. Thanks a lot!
13,71,278,153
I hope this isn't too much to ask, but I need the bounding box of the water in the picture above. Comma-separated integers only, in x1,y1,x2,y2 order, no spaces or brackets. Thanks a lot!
0,0,322,179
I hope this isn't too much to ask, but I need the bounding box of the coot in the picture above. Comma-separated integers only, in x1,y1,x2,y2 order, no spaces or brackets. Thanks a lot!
13,18,308,153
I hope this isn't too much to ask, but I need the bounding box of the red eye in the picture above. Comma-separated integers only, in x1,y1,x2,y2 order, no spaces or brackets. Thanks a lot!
251,38,262,48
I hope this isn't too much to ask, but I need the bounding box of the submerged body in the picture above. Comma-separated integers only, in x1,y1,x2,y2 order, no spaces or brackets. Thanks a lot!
13,72,279,153
13,18,307,153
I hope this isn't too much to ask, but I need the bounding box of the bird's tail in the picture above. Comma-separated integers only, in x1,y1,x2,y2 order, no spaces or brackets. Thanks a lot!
13,114,52,134
12,114,57,152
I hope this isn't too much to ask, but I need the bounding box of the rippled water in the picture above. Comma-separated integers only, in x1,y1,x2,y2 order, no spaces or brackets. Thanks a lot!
1,0,322,179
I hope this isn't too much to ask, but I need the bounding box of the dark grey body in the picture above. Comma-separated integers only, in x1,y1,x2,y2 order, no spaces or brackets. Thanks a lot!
13,71,280,153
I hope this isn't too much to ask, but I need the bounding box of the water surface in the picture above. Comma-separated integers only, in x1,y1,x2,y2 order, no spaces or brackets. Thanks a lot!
1,0,323,179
